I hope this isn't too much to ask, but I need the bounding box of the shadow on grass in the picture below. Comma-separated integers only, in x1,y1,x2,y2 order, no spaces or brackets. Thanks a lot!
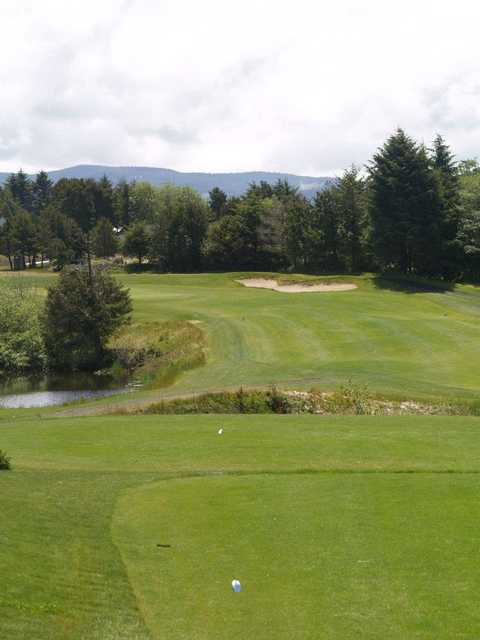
124,263,162,274
373,273,455,294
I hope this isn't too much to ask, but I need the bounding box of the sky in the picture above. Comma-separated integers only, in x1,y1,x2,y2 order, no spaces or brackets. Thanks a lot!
0,0,479,176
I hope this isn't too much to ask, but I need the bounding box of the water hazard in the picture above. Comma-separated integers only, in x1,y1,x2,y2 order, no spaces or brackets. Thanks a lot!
0,373,135,408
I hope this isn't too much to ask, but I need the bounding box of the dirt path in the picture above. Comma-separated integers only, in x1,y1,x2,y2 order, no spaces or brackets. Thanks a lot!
236,278,358,293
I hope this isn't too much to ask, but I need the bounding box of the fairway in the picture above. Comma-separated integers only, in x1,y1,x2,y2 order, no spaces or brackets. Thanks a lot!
118,272,480,403
2,414,480,639
2,271,480,406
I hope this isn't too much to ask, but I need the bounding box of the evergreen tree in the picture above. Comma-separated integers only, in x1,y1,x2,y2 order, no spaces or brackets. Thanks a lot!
129,181,157,222
208,187,228,220
53,178,96,232
272,179,299,200
123,221,150,265
246,181,274,199
0,190,23,269
9,210,39,268
148,185,208,271
93,217,118,258
38,205,86,270
94,175,115,222
114,180,131,227
336,166,368,273
0,219,14,270
431,135,462,277
309,187,340,271
458,209,480,279
234,193,263,266
258,196,288,268
5,170,33,212
283,196,311,270
42,266,131,371
369,129,443,275
202,215,249,268
32,171,53,215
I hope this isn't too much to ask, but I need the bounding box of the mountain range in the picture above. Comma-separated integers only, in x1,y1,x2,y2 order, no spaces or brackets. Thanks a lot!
0,165,334,198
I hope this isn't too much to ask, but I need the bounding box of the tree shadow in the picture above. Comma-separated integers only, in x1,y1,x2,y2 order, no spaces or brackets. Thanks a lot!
373,273,455,294
124,263,161,274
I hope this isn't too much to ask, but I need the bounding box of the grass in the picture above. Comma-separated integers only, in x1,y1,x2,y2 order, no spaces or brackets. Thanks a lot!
1,270,480,410
2,270,480,637
110,320,206,387
116,474,480,639
96,271,480,405
2,414,480,638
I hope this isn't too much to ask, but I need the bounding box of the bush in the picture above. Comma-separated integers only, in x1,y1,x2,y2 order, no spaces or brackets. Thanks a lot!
143,387,294,414
42,266,131,371
0,278,46,376
307,380,372,415
0,450,11,470
266,385,292,414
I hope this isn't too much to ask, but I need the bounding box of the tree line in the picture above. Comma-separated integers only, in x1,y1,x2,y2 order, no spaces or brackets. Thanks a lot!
1,128,480,279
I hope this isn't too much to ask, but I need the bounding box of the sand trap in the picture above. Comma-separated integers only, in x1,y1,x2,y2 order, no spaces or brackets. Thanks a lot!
236,278,357,293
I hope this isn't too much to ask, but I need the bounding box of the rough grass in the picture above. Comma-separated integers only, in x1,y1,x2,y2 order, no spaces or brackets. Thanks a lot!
138,383,479,416
110,320,206,387
3,414,480,638
141,386,291,414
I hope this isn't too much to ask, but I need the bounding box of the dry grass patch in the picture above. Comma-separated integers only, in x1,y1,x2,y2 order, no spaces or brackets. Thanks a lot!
110,320,206,387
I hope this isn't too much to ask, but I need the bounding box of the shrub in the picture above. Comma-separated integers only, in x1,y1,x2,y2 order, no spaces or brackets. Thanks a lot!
337,380,371,415
266,386,292,414
0,278,46,376
42,266,131,371
0,450,11,470
143,387,293,414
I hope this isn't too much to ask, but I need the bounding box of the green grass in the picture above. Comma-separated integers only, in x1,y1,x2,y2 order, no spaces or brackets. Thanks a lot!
116,474,480,640
1,271,480,409
110,319,206,387
2,271,480,637
95,271,480,404
2,414,480,638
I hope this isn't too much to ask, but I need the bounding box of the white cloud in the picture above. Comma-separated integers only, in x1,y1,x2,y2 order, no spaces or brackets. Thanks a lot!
0,0,479,174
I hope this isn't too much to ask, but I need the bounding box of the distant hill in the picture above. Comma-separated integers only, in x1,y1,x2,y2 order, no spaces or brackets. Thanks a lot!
0,165,334,198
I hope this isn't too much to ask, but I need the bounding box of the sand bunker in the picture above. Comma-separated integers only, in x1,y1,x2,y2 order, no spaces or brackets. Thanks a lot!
236,278,357,293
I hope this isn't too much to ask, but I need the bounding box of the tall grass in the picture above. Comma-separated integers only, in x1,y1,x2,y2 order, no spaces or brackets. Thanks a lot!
139,381,478,416
143,386,291,414
110,320,206,388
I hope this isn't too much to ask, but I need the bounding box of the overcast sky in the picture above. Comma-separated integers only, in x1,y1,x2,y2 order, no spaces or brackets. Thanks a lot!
0,0,479,176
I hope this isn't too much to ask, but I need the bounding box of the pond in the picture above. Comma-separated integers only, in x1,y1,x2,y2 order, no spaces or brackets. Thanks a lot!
0,373,137,409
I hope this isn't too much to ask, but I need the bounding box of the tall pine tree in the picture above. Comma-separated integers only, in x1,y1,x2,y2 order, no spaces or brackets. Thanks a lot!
32,171,53,215
336,166,368,273
431,135,461,277
369,129,443,275
6,170,33,212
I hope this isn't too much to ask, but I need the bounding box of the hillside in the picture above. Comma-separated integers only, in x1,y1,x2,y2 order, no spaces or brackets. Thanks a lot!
0,165,334,198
